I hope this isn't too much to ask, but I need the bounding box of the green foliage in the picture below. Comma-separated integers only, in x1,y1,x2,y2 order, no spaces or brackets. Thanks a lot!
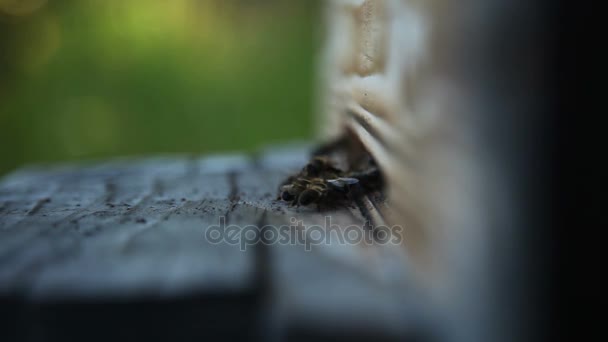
0,0,318,176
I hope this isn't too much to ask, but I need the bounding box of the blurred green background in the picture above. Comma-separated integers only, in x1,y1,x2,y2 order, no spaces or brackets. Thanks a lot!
0,0,319,176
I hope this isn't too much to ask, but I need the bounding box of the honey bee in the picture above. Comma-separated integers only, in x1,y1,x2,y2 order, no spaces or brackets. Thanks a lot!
276,156,344,198
279,177,311,202
279,176,359,210
277,148,384,210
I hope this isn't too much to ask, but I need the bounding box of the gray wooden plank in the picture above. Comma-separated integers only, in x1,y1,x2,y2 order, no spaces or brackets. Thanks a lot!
0,155,257,299
0,147,429,340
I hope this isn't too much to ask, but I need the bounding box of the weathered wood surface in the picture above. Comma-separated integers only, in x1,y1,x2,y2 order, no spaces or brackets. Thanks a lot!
0,145,432,341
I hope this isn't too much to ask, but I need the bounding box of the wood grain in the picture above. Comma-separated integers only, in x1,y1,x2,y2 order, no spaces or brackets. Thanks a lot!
0,146,432,341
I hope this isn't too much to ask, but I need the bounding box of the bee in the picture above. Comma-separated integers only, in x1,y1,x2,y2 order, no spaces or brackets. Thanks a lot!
277,148,384,211
279,177,311,202
276,156,344,198
279,176,359,210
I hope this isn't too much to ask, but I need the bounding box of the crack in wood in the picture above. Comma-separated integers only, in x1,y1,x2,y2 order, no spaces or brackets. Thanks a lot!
118,178,164,224
152,178,165,197
0,201,8,215
195,199,207,211
251,209,276,341
45,178,122,229
3,180,62,229
26,198,51,217
104,181,117,204
254,209,270,285
185,155,200,179
120,189,199,254
224,171,240,225
0,183,91,262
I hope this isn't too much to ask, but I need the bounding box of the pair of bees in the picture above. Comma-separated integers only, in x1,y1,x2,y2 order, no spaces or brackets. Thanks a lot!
278,156,361,210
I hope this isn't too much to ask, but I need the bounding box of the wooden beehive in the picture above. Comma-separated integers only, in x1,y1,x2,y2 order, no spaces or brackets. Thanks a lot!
318,0,481,279
317,2,552,340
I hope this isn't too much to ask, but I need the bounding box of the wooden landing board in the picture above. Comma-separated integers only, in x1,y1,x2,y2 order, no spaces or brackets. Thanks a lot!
0,146,433,341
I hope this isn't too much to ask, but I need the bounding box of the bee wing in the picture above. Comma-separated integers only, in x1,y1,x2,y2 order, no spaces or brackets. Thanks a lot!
327,177,359,188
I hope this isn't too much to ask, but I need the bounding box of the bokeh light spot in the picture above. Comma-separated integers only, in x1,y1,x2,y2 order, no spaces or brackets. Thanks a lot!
0,0,47,16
